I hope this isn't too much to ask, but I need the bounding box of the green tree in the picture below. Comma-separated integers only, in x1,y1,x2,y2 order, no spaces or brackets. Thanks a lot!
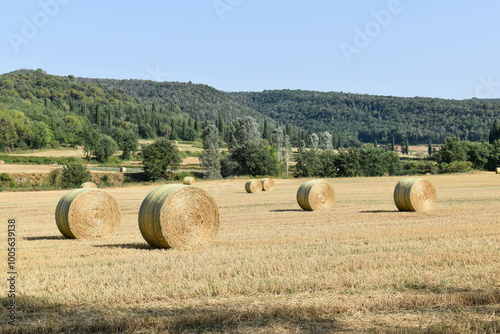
80,124,100,160
29,121,53,149
62,161,92,188
229,141,278,176
200,124,221,179
142,138,181,180
295,146,322,177
112,128,138,160
93,135,118,163
489,119,500,144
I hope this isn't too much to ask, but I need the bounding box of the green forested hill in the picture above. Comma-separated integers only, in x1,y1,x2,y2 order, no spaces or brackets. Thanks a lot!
1,69,499,152
80,78,265,123
229,90,500,144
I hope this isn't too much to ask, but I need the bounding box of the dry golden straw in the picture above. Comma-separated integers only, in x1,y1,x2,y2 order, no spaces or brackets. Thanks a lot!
496,168,500,174
79,182,98,189
393,178,436,212
0,160,4,165
245,179,262,193
55,189,121,239
138,185,220,249
260,178,275,191
120,167,127,173
297,180,335,211
183,176,196,185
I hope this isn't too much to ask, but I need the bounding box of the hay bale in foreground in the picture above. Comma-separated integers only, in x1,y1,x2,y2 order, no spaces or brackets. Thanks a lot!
260,178,275,192
120,167,127,173
245,179,262,193
394,178,436,212
138,185,220,249
496,168,500,174
79,182,98,189
55,189,121,239
183,176,195,185
297,180,335,211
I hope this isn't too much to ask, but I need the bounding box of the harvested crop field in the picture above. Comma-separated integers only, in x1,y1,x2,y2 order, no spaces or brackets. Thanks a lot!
0,173,499,333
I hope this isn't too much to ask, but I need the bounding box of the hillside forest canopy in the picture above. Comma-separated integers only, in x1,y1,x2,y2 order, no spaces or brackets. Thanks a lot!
1,69,500,171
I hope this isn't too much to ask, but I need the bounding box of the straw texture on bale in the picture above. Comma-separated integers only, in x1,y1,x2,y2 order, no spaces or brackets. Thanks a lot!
260,178,275,192
394,178,436,212
496,168,500,174
297,180,335,211
183,176,196,185
245,179,262,193
0,160,4,165
138,185,220,249
120,167,127,173
55,189,121,239
79,182,98,189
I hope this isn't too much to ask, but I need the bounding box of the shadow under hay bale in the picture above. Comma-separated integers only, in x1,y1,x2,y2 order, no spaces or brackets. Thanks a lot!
393,178,436,212
245,179,262,193
138,185,220,249
55,189,121,239
297,180,335,211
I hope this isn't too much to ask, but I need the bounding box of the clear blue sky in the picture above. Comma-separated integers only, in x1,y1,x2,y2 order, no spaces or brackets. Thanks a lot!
1,0,499,99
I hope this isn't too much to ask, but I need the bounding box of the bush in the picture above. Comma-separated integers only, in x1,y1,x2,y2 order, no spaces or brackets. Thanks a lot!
0,173,12,182
440,161,473,173
61,161,91,188
174,171,191,181
48,168,62,187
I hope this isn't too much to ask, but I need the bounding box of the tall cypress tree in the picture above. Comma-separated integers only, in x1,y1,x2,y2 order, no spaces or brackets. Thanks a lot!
489,119,500,144
428,140,432,156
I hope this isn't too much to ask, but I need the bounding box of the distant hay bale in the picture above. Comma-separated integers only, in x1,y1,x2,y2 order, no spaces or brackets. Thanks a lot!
138,185,220,249
120,167,127,173
496,168,500,174
55,189,121,239
394,178,436,212
79,182,98,189
0,160,4,165
245,179,262,193
297,180,335,211
183,176,195,185
260,178,275,192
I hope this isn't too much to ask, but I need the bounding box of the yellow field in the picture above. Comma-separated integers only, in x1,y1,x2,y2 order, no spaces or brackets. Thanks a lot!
0,173,499,333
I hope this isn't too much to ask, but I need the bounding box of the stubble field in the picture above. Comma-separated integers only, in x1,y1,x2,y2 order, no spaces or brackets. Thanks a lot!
0,173,499,333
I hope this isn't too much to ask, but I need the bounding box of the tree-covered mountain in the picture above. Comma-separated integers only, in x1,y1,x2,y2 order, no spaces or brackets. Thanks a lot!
1,69,500,153
229,90,500,144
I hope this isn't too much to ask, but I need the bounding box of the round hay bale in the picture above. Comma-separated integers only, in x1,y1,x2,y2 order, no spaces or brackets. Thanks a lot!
296,180,335,211
260,178,275,192
55,189,121,239
245,179,262,193
496,167,500,174
394,178,436,212
79,182,98,189
0,160,4,165
120,167,127,173
183,176,195,185
138,185,220,249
